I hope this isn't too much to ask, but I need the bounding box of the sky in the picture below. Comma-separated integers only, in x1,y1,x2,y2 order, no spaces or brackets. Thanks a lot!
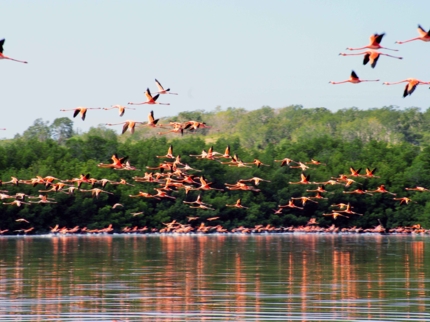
1,1,430,138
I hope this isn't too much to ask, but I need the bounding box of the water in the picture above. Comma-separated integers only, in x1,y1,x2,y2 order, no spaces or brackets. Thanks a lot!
0,233,429,321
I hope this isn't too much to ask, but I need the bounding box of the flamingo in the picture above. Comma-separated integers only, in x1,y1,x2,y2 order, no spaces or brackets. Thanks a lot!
145,110,160,127
396,25,430,44
330,70,379,84
190,205,215,211
339,50,402,68
80,188,114,199
183,194,212,206
98,154,128,169
226,199,249,209
15,218,30,223
365,184,396,195
405,186,430,192
103,105,135,117
383,78,430,97
106,120,144,134
252,159,270,168
274,158,297,167
238,177,271,186
291,196,318,206
2,200,31,207
393,197,416,205
60,107,101,120
347,33,398,51
128,88,170,105
337,203,363,216
323,212,348,220
278,199,304,210
289,173,313,184
0,128,5,130
363,168,380,178
154,79,178,95
0,39,27,64
156,145,175,159
129,191,161,200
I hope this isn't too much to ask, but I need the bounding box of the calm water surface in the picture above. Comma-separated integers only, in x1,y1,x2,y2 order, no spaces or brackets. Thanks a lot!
0,233,430,321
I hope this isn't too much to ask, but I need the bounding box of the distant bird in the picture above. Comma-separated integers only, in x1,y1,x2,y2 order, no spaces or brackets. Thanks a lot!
226,199,249,209
131,212,144,216
106,120,144,134
103,105,135,117
346,33,398,51
393,197,416,205
128,88,170,105
395,25,430,44
112,203,124,209
60,107,101,121
154,79,178,95
383,78,430,97
0,128,5,130
15,218,30,224
0,39,28,64
145,110,160,127
330,70,379,84
339,50,402,68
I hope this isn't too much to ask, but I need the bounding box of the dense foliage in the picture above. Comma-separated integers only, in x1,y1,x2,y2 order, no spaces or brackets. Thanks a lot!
1,105,430,233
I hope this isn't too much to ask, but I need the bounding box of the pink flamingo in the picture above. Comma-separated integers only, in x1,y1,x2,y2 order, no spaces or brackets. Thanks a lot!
106,120,144,134
396,25,430,44
347,33,398,51
103,105,135,116
339,50,402,68
60,107,101,120
128,88,170,106
154,79,178,95
383,78,430,97
0,39,27,64
330,70,379,84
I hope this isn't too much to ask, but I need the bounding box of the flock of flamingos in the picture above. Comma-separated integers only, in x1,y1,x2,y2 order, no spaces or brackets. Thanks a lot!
1,25,430,235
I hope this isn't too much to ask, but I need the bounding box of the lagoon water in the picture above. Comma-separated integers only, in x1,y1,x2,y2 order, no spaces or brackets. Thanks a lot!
0,233,429,321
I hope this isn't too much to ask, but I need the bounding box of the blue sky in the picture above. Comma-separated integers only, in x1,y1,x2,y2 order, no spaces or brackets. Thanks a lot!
1,1,430,138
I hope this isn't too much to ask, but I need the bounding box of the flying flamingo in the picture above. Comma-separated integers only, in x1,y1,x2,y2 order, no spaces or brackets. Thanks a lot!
189,204,215,210
383,78,430,97
395,25,430,44
103,105,135,117
0,39,27,64
347,33,398,51
60,107,101,120
106,120,144,134
323,212,348,220
329,70,379,84
339,50,402,68
154,79,178,95
0,128,5,130
145,110,160,127
128,88,170,106
393,197,416,205
226,199,249,209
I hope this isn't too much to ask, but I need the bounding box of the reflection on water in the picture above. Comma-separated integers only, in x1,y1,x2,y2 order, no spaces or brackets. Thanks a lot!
0,234,429,321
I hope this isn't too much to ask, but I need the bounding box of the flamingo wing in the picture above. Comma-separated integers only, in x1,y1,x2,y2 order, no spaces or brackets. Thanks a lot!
155,79,164,91
0,39,4,53
122,122,130,134
370,53,379,68
73,109,80,118
417,25,428,37
363,53,370,66
81,109,88,120
374,33,384,45
350,70,359,80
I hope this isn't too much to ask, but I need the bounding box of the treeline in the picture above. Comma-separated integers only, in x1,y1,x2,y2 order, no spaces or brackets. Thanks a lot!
1,105,430,233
